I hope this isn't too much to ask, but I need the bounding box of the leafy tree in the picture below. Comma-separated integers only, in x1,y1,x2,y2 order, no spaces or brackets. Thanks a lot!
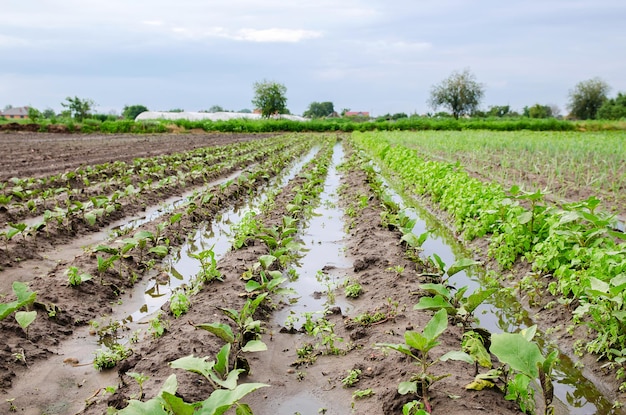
597,92,626,120
486,105,511,117
122,104,149,120
61,96,95,121
207,105,225,113
252,80,288,118
27,107,43,122
42,108,56,119
303,101,335,118
523,104,553,119
567,77,610,120
239,108,252,113
428,68,485,119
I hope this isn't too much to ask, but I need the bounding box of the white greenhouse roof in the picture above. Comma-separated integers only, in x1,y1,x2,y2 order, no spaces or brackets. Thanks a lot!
135,111,308,122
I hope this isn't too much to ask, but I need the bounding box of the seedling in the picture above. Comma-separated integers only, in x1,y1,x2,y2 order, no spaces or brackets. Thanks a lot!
344,280,363,298
93,344,132,371
196,293,268,372
169,290,190,318
126,372,149,400
376,309,473,413
66,266,93,286
341,368,361,387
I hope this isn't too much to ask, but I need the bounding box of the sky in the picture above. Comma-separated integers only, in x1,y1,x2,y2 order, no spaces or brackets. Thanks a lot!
1,0,625,117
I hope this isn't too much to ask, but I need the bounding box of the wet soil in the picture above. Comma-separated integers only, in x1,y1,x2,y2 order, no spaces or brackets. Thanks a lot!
0,132,622,414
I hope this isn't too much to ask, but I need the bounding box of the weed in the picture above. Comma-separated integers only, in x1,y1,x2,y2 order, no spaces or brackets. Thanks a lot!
93,344,132,371
341,368,361,387
344,280,363,298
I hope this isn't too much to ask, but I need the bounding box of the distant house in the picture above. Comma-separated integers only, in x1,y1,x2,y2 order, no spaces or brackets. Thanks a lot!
0,107,30,119
344,111,370,117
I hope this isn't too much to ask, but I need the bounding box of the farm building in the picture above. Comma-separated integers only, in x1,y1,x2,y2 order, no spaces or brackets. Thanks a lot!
0,106,30,119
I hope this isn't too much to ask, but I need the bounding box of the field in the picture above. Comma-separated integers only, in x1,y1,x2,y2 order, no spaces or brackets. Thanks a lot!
0,130,625,415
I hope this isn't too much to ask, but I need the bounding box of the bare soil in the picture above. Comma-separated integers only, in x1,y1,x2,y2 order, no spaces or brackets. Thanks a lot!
0,132,622,414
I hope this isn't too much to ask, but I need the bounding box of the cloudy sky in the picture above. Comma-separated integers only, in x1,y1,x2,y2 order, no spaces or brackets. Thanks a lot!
1,0,624,116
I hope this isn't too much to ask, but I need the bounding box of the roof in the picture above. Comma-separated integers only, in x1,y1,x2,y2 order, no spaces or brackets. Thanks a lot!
1,107,29,116
344,111,370,117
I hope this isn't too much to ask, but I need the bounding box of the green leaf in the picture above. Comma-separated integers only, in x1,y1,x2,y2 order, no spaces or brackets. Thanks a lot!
463,288,497,314
170,355,216,381
161,391,196,415
198,382,269,415
462,331,492,368
149,246,169,258
244,280,262,292
446,258,481,278
118,398,170,414
404,331,430,352
258,255,276,270
413,295,455,313
84,212,97,226
465,378,496,391
15,310,36,330
490,332,544,378
0,301,19,320
419,283,450,298
196,323,235,344
13,281,37,306
422,308,448,342
236,403,254,415
214,344,230,378
439,350,474,364
241,340,267,353
398,381,418,395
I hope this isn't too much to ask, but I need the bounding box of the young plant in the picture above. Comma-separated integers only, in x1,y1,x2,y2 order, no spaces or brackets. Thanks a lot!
486,326,558,415
341,368,362,387
196,293,268,372
0,282,37,323
376,309,473,413
243,255,293,300
66,266,93,286
169,290,190,318
189,247,222,283
344,280,363,298
93,344,132,371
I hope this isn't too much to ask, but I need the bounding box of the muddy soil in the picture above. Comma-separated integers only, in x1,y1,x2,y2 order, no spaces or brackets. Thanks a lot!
0,133,622,414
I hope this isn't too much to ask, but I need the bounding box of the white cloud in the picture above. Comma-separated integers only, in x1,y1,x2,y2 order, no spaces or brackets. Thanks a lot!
232,28,323,43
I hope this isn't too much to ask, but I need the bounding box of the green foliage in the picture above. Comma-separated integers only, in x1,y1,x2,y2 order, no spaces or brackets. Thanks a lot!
524,104,554,119
567,77,610,120
93,344,132,370
61,96,95,121
0,281,37,321
344,281,363,298
251,80,288,118
428,68,485,119
376,309,472,411
169,291,190,318
341,368,361,387
66,266,93,286
597,92,626,120
122,105,149,120
303,101,335,118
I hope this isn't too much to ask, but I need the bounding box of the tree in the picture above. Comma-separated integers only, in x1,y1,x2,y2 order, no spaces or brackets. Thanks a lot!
567,77,610,120
597,92,626,120
486,105,511,117
122,105,149,120
207,105,224,113
523,104,553,119
303,101,335,118
42,108,56,119
428,68,485,119
251,80,288,118
27,107,43,122
61,96,95,121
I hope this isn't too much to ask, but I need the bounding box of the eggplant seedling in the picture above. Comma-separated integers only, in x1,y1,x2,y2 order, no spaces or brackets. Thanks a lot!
376,309,473,413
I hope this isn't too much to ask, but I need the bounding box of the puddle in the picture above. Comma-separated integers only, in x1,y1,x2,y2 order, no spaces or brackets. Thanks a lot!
273,142,353,328
376,173,621,415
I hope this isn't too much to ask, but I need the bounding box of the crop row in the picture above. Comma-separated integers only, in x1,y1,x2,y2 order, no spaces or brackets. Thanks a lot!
0,135,295,221
351,131,626,385
337,145,558,414
103,137,338,413
382,130,626,218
